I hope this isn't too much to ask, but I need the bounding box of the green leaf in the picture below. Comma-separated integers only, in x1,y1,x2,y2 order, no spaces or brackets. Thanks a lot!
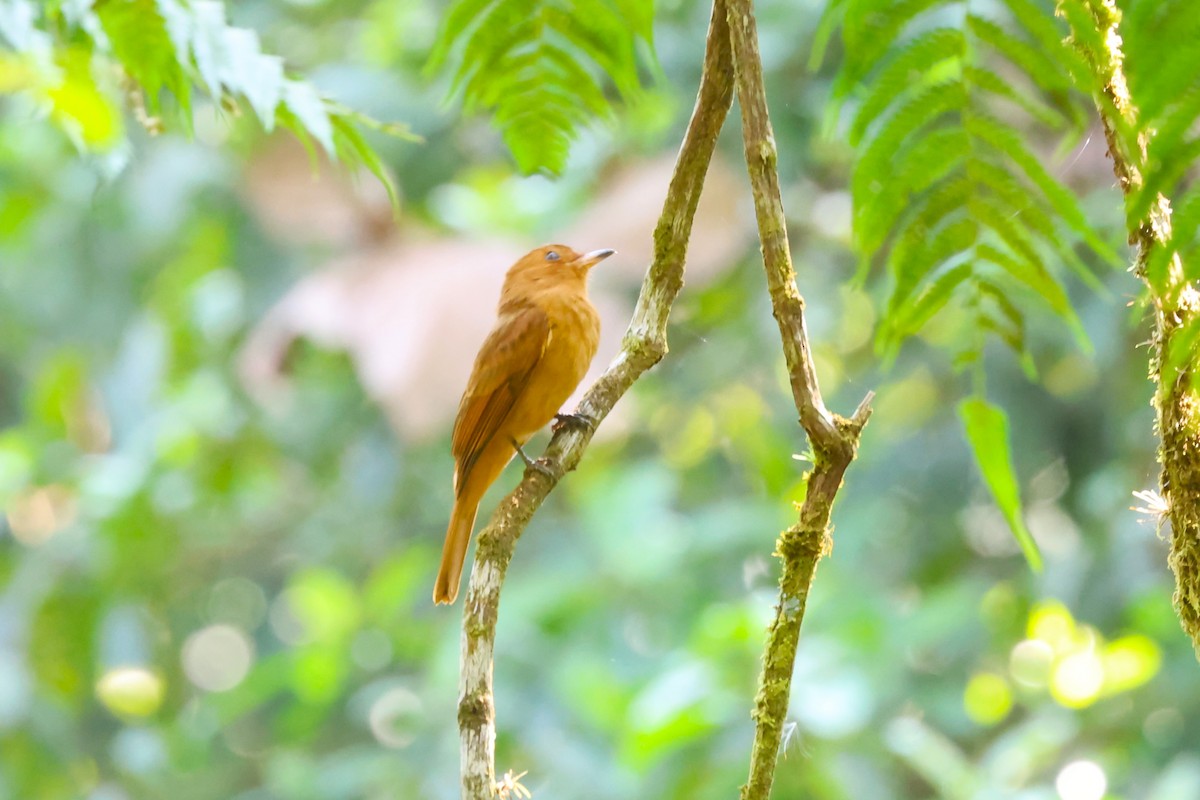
856,127,970,257
877,176,971,292
97,0,182,113
967,160,1101,288
999,0,1091,87
425,0,497,73
967,159,1051,241
842,0,960,80
966,111,1120,272
966,13,1070,95
826,0,1114,376
964,65,1066,130
189,0,229,97
887,216,978,320
854,79,966,211
809,0,847,71
849,28,966,145
222,27,284,130
887,261,974,342
976,242,1089,351
1126,14,1200,124
281,80,334,155
613,0,654,43
331,115,399,212
977,278,1027,355
1162,315,1200,392
427,0,653,174
546,5,640,97
958,397,1043,571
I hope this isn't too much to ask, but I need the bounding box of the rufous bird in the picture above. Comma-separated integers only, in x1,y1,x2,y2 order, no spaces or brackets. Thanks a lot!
433,244,615,604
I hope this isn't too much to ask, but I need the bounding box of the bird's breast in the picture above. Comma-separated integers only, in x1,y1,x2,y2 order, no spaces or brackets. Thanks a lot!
544,296,600,369
509,295,600,439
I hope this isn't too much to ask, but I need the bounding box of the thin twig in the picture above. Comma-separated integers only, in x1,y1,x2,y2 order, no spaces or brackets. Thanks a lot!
725,0,873,797
1063,0,1200,655
456,5,735,796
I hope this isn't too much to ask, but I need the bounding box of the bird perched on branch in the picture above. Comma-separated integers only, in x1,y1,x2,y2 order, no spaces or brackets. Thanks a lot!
434,244,615,604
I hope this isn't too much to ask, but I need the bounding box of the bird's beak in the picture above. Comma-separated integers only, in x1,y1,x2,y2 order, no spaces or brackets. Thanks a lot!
578,248,616,269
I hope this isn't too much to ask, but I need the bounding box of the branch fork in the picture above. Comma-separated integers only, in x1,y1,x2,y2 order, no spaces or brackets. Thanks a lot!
455,2,871,797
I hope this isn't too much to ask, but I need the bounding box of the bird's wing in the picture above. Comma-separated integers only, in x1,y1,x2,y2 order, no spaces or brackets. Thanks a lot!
451,304,551,492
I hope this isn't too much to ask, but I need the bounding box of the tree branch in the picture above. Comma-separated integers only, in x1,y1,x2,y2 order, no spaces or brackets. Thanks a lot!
1064,0,1200,656
724,1,873,797
457,5,735,796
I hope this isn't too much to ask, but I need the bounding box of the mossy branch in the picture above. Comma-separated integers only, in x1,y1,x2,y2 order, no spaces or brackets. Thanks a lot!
1062,0,1200,658
456,5,735,796
725,0,873,797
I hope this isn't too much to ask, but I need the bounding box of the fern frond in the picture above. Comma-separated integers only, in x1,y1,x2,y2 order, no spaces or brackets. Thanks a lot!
964,111,1118,270
1121,0,1200,123
847,28,966,144
889,261,974,340
963,66,1066,131
836,0,1109,372
841,0,961,81
978,279,1026,340
1000,0,1091,86
888,215,978,320
882,177,972,313
964,14,1072,96
976,242,1087,347
855,127,971,257
853,80,966,211
429,0,654,175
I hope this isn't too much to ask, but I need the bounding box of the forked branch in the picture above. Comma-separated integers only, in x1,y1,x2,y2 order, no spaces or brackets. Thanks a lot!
725,0,873,797
456,5,735,796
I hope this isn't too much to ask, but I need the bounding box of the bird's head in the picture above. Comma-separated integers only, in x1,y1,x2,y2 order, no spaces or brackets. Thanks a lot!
504,244,616,288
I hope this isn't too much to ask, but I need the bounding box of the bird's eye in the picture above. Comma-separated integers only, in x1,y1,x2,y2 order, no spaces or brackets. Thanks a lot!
545,250,560,262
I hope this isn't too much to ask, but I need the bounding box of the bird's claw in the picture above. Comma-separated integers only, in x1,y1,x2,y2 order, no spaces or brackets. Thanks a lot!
552,412,596,434
511,438,536,467
510,437,555,478
525,457,556,479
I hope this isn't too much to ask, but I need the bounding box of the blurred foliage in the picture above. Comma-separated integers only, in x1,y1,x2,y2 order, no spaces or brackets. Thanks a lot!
426,0,656,175
822,0,1200,575
823,0,1113,366
0,0,411,201
0,1,1197,800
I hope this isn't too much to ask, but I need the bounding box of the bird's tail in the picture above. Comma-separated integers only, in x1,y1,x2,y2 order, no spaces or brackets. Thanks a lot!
433,498,478,604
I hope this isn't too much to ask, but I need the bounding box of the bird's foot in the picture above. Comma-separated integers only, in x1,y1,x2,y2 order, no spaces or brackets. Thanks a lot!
510,437,536,467
511,438,556,479
552,412,596,434
524,457,556,479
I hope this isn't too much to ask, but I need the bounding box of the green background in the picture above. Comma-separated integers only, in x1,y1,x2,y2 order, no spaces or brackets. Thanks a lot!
0,1,1193,798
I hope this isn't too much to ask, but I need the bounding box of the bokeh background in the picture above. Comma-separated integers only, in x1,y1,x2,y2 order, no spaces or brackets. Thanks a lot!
1,1,1196,799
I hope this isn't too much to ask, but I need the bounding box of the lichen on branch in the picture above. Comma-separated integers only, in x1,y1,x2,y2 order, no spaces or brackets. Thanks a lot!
724,0,873,797
1062,0,1200,656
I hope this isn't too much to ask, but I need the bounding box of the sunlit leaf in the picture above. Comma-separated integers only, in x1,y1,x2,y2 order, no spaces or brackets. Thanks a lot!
958,397,1042,570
